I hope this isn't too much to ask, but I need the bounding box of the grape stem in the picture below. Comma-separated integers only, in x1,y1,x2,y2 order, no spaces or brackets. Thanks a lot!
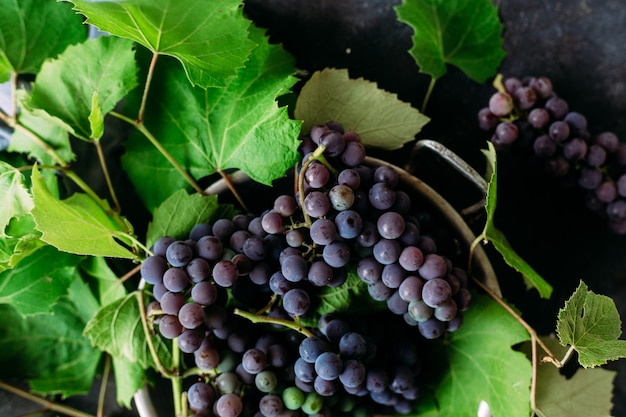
97,354,111,417
217,168,249,212
137,52,159,124
92,139,121,212
421,76,436,113
297,144,327,226
0,380,96,417
136,290,176,378
233,308,315,338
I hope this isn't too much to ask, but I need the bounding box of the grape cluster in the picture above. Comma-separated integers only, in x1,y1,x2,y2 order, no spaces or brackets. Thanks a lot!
140,121,473,416
478,75,626,234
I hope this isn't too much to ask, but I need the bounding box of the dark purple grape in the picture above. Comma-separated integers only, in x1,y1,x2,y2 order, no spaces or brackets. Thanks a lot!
493,122,518,147
261,211,283,234
305,162,330,188
368,182,396,210
141,255,168,284
373,238,401,265
563,137,588,161
530,76,553,98
377,211,405,240
477,107,499,131
586,144,607,167
304,191,331,218
513,86,537,109
191,281,218,306
564,112,588,136
212,219,235,242
281,254,308,283
178,302,205,329
310,218,338,245
334,210,363,239
178,329,205,353
158,314,184,339
528,108,550,129
341,141,366,167
595,181,617,203
163,267,190,292
422,278,452,308
578,167,602,190
153,236,176,257
189,223,212,241
533,134,557,158
314,352,343,381
273,195,297,217
548,121,570,142
212,260,239,288
322,241,350,268
165,241,193,267
187,382,215,412
282,288,310,316
357,257,383,284
338,168,361,189
160,291,185,314
319,130,346,157
503,77,522,95
545,96,569,119
418,318,445,339
196,235,223,261
594,131,620,152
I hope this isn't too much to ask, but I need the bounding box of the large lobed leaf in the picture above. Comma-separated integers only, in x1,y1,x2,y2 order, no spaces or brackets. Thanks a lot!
417,294,532,417
481,142,553,298
0,275,102,397
0,0,86,83
294,68,429,150
123,26,302,211
83,291,172,370
64,0,255,89
30,166,137,259
557,280,626,368
28,36,138,141
0,245,83,316
394,0,505,82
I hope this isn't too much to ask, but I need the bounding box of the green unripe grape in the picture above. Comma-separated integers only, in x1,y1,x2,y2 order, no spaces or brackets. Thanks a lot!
216,350,238,372
255,370,278,393
215,372,240,394
301,391,324,414
282,386,305,410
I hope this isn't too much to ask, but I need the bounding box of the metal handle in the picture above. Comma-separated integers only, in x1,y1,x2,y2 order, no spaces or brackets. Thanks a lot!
408,139,488,217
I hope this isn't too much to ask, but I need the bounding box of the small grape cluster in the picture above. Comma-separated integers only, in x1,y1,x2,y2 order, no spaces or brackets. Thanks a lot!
140,121,473,416
478,75,626,234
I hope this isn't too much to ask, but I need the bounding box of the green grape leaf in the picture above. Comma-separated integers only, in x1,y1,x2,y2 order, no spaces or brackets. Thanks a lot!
0,160,34,237
315,268,385,318
294,68,429,150
112,355,147,408
64,0,255,89
9,91,75,166
83,291,172,370
520,336,615,417
0,245,83,316
556,280,626,367
28,36,138,141
79,256,127,307
417,294,532,417
30,165,137,259
0,214,45,273
480,142,553,298
0,0,87,83
146,190,224,248
394,0,505,82
0,278,101,397
122,26,301,211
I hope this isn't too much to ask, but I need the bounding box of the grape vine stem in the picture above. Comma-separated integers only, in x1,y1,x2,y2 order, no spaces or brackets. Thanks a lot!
0,380,96,417
93,139,121,212
217,169,249,212
234,308,315,338
97,354,111,417
297,144,327,226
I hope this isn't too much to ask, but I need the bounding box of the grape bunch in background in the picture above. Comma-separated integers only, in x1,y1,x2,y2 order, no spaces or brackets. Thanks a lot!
140,121,472,416
478,75,626,234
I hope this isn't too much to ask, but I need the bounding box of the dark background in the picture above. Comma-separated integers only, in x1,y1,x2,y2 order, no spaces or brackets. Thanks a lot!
243,0,626,416
3,0,626,416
